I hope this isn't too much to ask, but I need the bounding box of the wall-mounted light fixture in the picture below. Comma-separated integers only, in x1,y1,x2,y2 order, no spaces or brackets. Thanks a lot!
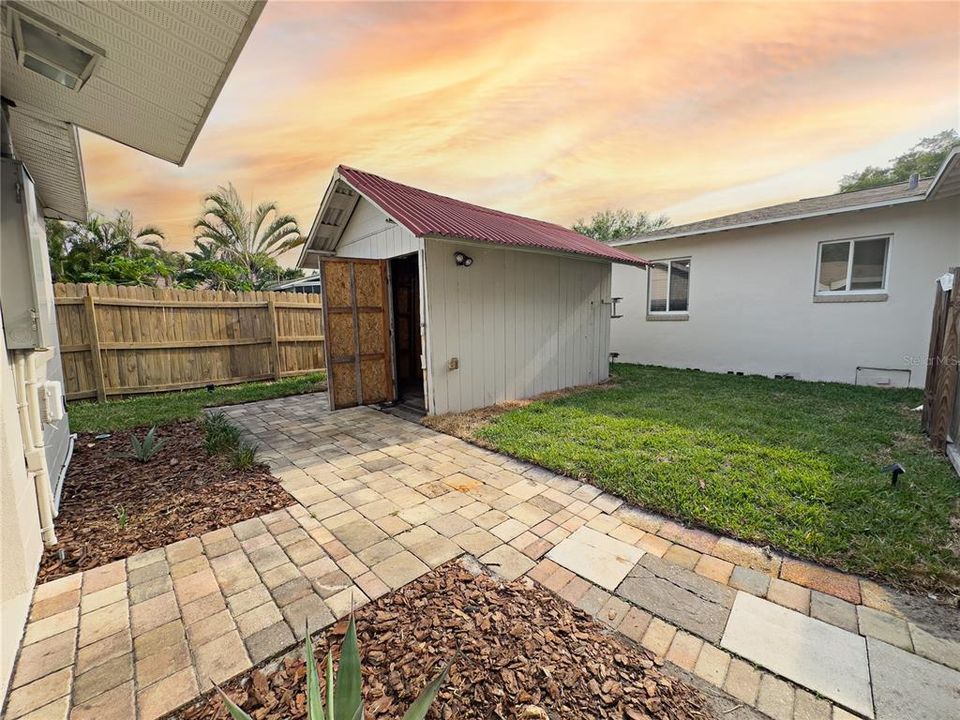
454,251,473,267
9,2,105,91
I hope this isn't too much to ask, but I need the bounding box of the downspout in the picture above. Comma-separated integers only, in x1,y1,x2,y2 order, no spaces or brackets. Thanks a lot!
14,351,57,545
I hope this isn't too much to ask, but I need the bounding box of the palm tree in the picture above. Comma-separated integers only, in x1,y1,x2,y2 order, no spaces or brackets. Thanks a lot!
107,210,165,258
193,184,302,277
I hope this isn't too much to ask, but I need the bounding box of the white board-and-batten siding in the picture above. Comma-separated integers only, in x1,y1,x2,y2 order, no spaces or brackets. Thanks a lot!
422,238,616,415
332,197,623,415
336,198,421,259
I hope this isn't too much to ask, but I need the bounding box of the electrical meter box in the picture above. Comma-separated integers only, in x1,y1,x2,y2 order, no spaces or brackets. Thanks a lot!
1,156,53,349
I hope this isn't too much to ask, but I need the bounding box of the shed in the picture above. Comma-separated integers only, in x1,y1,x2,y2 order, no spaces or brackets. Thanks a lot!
298,166,647,415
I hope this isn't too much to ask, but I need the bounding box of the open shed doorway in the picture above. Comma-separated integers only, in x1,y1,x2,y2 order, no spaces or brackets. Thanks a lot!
390,253,425,417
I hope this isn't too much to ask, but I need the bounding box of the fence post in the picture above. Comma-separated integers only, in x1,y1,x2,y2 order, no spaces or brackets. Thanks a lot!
268,297,281,381
84,293,107,402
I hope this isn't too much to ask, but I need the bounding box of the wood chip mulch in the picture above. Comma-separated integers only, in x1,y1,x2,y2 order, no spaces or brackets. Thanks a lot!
175,563,711,720
38,421,294,583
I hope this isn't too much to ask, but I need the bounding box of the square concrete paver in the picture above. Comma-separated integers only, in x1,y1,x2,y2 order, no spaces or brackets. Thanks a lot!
370,551,430,590
479,545,535,581
868,637,960,720
720,592,873,718
546,526,643,590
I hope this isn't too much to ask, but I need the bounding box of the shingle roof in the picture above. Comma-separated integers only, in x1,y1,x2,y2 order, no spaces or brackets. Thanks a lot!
615,177,934,245
338,165,648,266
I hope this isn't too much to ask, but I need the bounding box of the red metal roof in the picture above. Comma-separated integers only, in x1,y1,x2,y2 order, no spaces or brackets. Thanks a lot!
337,165,649,266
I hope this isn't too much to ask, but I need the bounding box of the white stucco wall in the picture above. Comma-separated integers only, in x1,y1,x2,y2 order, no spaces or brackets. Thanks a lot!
423,238,618,414
611,198,960,388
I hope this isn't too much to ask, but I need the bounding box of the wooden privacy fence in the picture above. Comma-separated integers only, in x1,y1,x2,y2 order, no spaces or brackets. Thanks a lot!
922,267,959,454
54,283,324,401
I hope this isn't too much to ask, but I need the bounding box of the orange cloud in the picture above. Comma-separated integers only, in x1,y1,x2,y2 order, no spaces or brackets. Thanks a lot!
80,1,960,259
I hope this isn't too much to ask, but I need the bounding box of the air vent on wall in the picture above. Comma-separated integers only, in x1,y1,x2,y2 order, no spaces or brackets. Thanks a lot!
8,2,104,91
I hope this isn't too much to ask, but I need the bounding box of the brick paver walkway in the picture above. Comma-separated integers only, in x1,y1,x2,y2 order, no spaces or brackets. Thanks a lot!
5,393,958,720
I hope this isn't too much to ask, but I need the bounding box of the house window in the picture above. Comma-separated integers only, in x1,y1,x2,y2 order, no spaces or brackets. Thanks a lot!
816,237,889,294
648,258,691,314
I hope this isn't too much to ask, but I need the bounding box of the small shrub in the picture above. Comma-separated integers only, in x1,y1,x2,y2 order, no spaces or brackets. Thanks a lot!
202,412,242,455
216,616,453,720
231,441,259,469
126,426,167,462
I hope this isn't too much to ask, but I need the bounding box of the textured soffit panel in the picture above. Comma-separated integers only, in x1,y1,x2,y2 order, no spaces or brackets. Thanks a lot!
0,1,264,219
8,105,86,222
1,1,263,165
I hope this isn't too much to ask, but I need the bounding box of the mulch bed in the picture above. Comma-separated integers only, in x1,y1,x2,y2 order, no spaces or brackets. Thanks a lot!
175,563,711,720
38,421,294,583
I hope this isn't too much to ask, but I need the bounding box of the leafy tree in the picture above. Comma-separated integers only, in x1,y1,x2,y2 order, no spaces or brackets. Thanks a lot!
573,208,671,244
85,254,177,286
839,129,959,192
194,184,302,278
47,189,305,291
46,211,180,286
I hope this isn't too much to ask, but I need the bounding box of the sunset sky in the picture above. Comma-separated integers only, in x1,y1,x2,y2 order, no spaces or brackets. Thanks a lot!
80,1,959,263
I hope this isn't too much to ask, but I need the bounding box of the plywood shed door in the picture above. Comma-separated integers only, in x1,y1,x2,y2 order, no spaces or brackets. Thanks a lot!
319,258,395,410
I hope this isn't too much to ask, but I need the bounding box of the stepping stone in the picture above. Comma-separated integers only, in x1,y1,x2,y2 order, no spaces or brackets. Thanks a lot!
721,592,872,718
546,527,644,590
617,556,734,643
868,637,960,720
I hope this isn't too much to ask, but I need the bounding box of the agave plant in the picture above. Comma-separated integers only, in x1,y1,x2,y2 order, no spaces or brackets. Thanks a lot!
216,616,453,720
127,426,167,462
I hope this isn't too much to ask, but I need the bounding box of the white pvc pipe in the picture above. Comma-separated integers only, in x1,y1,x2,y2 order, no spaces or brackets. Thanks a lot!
14,350,57,545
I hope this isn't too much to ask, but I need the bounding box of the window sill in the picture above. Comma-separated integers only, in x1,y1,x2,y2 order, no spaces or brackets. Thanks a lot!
813,293,888,304
647,313,689,321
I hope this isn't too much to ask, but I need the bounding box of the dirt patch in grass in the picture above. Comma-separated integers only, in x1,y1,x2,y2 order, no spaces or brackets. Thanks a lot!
423,382,615,441
174,562,711,720
38,421,294,583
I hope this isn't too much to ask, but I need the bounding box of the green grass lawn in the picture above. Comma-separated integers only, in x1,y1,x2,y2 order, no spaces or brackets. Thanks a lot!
69,373,326,433
473,364,959,591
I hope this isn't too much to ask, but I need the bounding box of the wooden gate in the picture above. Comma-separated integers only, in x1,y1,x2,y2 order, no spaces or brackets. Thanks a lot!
922,267,959,453
319,258,395,409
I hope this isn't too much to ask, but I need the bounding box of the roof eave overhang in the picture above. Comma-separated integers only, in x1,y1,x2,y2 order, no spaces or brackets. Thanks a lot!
176,1,265,167
926,148,960,201
422,233,650,267
615,149,960,248
611,193,930,247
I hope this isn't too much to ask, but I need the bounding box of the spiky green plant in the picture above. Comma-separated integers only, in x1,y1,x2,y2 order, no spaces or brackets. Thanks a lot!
126,426,167,462
201,412,243,455
231,441,259,469
216,617,454,720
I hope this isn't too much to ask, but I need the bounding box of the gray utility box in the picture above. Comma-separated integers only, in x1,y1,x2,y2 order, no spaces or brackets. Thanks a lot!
1,156,52,349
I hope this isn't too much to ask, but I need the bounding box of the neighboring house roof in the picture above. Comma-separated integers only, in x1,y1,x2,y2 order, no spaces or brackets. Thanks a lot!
0,1,265,219
300,165,648,268
613,148,960,246
268,272,322,291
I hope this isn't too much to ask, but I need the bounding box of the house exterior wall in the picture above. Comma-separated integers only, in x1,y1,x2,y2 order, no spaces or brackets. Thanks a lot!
336,197,421,259
0,325,44,701
422,238,618,414
0,162,72,699
611,198,960,387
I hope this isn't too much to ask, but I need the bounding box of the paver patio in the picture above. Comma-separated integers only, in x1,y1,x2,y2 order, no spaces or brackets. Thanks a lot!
5,393,958,720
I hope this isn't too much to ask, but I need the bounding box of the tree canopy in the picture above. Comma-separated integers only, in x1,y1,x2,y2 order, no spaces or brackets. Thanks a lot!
839,129,959,192
573,209,671,244
47,187,304,290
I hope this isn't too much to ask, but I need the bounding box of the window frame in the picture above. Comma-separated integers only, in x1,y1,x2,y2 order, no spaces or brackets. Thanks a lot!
647,256,692,316
814,235,891,297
